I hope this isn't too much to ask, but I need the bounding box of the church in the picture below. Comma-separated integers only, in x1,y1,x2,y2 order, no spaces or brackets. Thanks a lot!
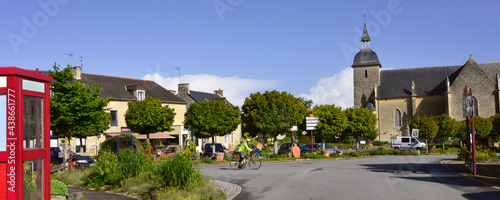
352,22,500,141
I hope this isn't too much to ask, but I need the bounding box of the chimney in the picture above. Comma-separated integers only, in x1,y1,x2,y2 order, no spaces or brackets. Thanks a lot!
178,83,190,95
214,88,223,97
71,66,82,80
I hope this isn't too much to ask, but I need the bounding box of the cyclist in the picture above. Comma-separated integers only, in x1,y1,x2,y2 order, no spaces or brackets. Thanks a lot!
238,139,253,169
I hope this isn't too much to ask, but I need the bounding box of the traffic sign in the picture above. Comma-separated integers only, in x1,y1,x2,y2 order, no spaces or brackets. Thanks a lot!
306,116,319,130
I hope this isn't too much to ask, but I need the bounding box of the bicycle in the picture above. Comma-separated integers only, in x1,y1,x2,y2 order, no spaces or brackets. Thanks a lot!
229,151,261,170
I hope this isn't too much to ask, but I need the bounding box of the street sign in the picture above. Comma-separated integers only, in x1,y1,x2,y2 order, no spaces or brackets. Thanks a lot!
288,126,298,131
306,116,319,130
412,129,419,137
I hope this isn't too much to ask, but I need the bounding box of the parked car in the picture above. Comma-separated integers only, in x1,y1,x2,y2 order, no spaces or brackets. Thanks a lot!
203,143,226,158
278,142,311,156
307,143,343,155
50,147,95,168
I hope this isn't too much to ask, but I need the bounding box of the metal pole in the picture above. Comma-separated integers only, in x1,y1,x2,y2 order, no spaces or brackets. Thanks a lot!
116,136,119,156
311,130,313,153
470,88,477,175
131,135,134,150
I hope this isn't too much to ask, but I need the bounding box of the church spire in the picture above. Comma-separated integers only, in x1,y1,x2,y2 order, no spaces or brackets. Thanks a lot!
361,15,371,47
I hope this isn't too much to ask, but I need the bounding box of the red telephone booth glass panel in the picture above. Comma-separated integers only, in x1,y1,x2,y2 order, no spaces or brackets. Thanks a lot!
23,96,43,149
23,158,44,199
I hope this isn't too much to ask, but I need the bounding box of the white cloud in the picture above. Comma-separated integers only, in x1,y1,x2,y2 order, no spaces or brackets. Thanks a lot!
143,73,277,107
299,68,354,109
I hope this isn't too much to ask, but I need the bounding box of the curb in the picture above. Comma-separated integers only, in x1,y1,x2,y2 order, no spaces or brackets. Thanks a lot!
209,179,242,200
440,160,500,190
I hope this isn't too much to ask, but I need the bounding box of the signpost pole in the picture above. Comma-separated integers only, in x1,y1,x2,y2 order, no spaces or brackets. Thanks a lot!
311,130,313,153
470,88,477,175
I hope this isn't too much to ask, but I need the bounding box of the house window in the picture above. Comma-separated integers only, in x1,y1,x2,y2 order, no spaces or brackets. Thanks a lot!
231,132,234,144
137,91,145,101
214,137,218,143
225,135,228,148
394,109,401,127
110,110,118,126
76,138,86,153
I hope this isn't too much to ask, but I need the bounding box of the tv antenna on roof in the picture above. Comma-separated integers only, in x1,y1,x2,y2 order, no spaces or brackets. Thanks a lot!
65,52,74,66
175,67,181,84
79,56,83,67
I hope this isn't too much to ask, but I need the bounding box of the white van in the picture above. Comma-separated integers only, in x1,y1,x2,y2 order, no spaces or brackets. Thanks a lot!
393,136,427,151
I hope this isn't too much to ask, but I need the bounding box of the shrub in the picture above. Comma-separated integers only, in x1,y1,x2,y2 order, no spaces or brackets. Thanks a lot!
117,149,152,179
269,153,280,159
51,168,87,186
303,153,328,159
298,135,311,144
153,155,203,188
372,141,390,146
179,140,198,160
84,151,120,188
348,152,360,157
100,133,142,153
51,180,69,196
280,137,291,144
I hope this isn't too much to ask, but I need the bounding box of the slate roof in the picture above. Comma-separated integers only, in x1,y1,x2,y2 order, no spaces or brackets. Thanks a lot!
377,62,500,98
80,73,186,104
188,90,226,102
352,47,381,67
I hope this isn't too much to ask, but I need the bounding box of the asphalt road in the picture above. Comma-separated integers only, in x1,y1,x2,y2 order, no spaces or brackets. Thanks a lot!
200,155,500,200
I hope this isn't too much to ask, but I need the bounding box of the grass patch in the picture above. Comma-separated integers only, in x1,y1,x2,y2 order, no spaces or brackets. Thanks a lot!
142,179,225,200
51,168,88,186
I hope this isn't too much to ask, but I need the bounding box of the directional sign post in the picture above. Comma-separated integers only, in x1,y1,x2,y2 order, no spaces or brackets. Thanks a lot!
306,116,320,152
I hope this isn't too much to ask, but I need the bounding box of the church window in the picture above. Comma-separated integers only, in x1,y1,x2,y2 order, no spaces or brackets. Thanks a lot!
365,70,368,78
394,109,401,127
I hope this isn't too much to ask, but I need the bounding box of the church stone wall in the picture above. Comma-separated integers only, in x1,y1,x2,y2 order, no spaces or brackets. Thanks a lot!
414,95,447,117
353,65,380,108
376,97,411,141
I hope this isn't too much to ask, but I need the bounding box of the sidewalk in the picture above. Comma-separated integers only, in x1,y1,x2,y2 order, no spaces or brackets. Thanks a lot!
442,159,500,189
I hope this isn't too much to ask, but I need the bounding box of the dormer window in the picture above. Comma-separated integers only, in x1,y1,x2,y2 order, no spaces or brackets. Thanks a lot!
137,91,145,101
125,83,146,101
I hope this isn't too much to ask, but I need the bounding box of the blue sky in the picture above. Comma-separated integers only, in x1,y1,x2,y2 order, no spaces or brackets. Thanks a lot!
1,0,499,107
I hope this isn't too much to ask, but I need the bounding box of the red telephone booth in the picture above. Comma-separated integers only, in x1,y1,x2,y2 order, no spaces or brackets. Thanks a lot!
0,67,52,199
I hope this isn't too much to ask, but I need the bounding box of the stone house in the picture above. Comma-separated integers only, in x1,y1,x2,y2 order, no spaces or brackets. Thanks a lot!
176,83,242,152
51,67,188,156
352,22,500,142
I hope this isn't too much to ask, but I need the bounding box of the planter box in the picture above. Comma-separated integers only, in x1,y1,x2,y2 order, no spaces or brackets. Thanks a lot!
214,152,225,161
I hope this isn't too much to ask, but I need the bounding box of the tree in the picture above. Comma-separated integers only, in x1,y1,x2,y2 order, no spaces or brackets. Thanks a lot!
409,115,438,144
473,115,492,138
184,100,241,156
312,104,348,150
49,64,112,165
344,107,378,141
489,114,500,142
125,97,176,141
435,114,458,150
242,90,307,153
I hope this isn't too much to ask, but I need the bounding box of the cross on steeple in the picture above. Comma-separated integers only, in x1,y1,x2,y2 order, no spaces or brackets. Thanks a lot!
469,53,473,58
